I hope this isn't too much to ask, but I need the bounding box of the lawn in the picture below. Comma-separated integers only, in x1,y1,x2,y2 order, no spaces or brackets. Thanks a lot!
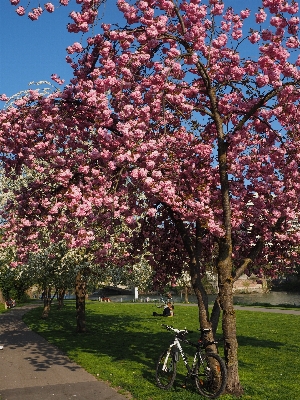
0,303,6,314
23,301,300,400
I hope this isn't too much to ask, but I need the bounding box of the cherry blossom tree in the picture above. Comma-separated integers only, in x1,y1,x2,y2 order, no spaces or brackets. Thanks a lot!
3,0,300,394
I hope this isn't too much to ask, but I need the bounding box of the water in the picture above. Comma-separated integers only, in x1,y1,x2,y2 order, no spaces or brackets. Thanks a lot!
104,292,300,306
233,291,300,306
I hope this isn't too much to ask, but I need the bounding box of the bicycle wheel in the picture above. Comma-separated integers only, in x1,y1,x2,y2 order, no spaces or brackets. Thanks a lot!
155,349,177,389
195,352,227,399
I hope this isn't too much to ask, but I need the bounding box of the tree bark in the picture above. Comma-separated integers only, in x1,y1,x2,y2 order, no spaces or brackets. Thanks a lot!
75,271,86,333
217,240,243,396
57,288,65,310
184,285,189,303
0,288,5,304
42,286,53,319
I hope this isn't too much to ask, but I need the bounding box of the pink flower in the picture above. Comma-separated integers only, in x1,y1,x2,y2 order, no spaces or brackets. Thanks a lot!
255,9,267,24
10,0,20,4
240,9,250,19
211,3,224,16
51,74,65,84
256,74,269,87
232,30,243,40
16,6,25,16
66,42,83,54
45,3,55,13
101,23,111,31
286,37,299,49
287,3,299,14
212,33,227,48
0,94,9,101
270,16,287,28
249,32,261,44
59,0,69,5
147,208,157,217
28,8,43,21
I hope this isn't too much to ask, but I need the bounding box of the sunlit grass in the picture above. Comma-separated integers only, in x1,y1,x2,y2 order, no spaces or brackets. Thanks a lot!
23,301,300,400
0,303,7,314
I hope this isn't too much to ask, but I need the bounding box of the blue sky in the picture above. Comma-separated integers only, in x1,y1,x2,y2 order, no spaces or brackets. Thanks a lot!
1,3,74,99
0,1,120,100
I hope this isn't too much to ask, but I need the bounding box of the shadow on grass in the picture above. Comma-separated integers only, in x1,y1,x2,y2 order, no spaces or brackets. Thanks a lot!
237,335,283,350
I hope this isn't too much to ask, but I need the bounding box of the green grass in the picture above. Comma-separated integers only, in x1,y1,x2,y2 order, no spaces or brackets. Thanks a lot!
0,303,7,314
23,301,300,400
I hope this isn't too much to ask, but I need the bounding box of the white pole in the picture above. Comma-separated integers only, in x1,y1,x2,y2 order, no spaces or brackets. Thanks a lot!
134,287,139,301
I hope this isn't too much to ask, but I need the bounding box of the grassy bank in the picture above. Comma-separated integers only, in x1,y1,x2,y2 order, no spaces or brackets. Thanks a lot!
23,301,300,400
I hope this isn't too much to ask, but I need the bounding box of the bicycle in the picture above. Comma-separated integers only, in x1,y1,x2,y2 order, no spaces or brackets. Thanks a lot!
155,324,227,399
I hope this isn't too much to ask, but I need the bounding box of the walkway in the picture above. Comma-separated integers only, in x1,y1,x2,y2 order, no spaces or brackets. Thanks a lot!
234,305,300,315
0,304,128,400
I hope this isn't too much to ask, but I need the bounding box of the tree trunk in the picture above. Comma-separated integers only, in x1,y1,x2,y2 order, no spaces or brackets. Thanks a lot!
75,271,86,333
184,285,189,303
0,288,5,304
41,286,52,319
217,240,243,396
57,288,65,309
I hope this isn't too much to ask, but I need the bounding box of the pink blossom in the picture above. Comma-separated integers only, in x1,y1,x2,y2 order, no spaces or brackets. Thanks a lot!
59,0,69,5
212,33,227,48
221,21,231,32
16,6,25,16
286,37,299,48
256,74,269,87
45,3,55,13
287,3,299,14
66,42,83,54
28,7,43,21
255,9,267,24
249,32,261,44
101,23,111,31
261,29,273,41
240,9,250,19
211,3,224,16
144,176,154,186
10,0,20,4
51,74,65,84
0,94,9,101
270,16,287,28
232,30,242,40
147,208,157,217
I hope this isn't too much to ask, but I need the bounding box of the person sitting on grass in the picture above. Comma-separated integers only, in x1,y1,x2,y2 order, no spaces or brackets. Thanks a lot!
153,301,174,317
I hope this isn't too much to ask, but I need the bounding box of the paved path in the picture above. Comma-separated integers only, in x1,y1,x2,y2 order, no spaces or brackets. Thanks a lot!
234,305,300,315
0,305,128,400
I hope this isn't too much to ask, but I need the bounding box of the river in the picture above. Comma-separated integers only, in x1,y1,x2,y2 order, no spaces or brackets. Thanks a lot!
104,292,300,306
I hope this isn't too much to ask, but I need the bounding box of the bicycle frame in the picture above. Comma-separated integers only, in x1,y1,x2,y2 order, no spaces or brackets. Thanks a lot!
163,333,200,378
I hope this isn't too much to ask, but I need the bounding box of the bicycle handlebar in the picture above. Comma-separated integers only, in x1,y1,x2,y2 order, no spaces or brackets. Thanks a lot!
161,324,189,335
162,324,218,347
